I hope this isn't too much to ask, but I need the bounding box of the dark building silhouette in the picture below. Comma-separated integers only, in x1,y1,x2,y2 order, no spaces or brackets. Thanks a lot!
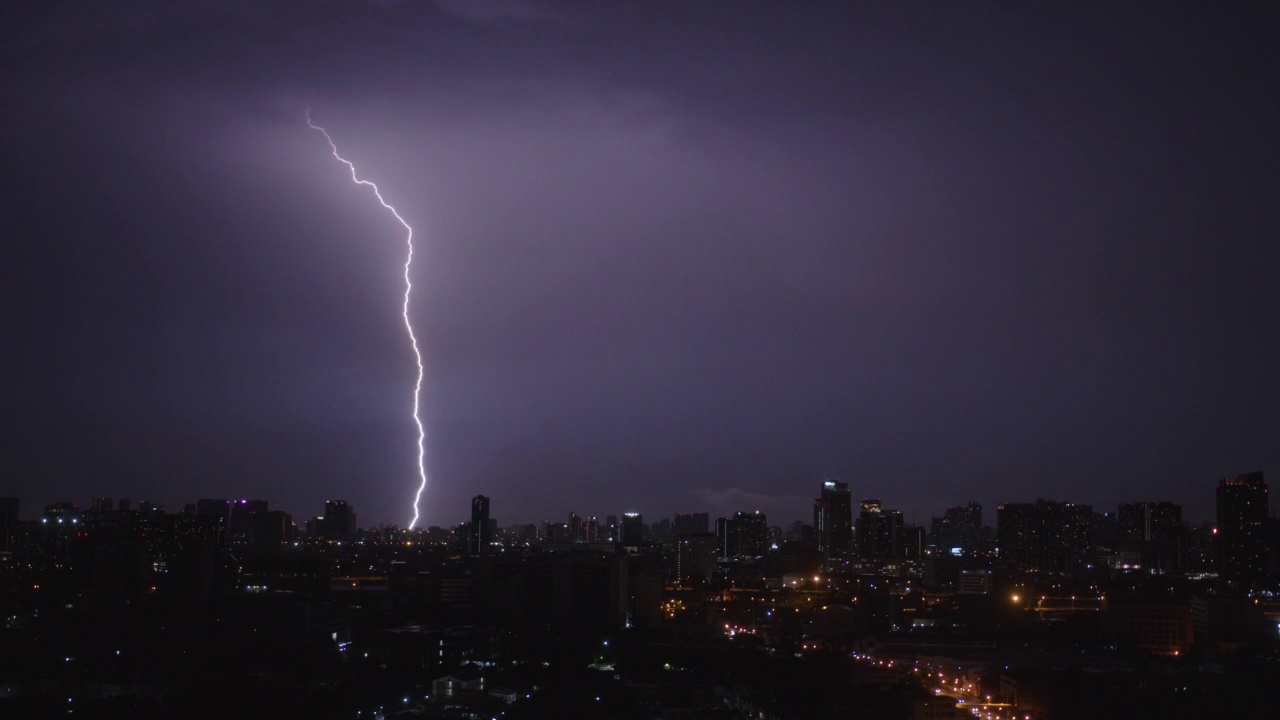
0,497,17,553
715,511,768,559
674,534,718,582
196,498,231,521
1216,472,1269,583
470,495,490,554
323,500,357,539
1118,501,1183,574
931,503,983,555
814,480,853,555
997,499,1093,574
733,511,768,558
43,502,79,523
856,499,905,561
715,516,732,558
229,499,268,539
900,524,926,559
542,521,570,544
250,510,294,546
673,512,709,536
478,554,630,629
621,512,644,546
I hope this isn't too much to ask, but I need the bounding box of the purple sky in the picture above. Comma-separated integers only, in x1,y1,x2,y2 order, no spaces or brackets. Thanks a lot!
2,1,1278,528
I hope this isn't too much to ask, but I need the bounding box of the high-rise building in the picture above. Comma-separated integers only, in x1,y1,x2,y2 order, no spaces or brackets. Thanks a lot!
250,510,293,546
196,499,231,523
91,497,114,512
0,497,17,524
900,524,926,559
673,512,709,536
714,512,769,559
788,520,815,544
996,502,1036,571
470,495,490,554
43,502,79,523
856,499,904,561
542,521,570,544
715,516,732,558
0,497,17,553
733,511,768,558
323,500,357,539
1216,472,1269,583
1117,501,1184,574
675,534,719,582
814,480,853,555
997,499,1093,574
652,517,672,538
1119,501,1181,543
230,499,268,539
621,512,644,546
931,503,983,555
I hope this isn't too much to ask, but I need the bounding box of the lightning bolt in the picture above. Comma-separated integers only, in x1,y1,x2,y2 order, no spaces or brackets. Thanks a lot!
306,107,429,529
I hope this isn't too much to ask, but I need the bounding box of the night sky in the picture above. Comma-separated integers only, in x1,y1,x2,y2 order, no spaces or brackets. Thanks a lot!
3,1,1278,528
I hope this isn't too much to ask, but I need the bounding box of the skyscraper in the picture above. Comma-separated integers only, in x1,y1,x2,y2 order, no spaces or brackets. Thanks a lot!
0,497,17,524
196,499,231,522
470,495,490,555
0,497,17,553
1119,501,1181,543
323,500,357,539
1118,501,1183,574
621,512,644,546
997,499,1093,575
1216,472,1269,583
673,512,710,536
230,499,268,539
814,480,852,555
931,503,983,555
716,516,732,558
856,499,904,561
733,511,768,558
675,535,718,582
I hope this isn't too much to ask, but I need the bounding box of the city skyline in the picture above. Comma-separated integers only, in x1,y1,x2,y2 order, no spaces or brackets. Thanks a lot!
4,3,1278,528
3,469,1267,531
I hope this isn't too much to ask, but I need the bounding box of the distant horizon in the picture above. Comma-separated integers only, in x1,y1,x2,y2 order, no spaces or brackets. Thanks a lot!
6,469,1267,529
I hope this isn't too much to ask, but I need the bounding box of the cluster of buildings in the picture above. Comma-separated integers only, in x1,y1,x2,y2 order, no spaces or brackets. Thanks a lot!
0,472,1278,717
440,471,1277,590
2,471,1274,589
